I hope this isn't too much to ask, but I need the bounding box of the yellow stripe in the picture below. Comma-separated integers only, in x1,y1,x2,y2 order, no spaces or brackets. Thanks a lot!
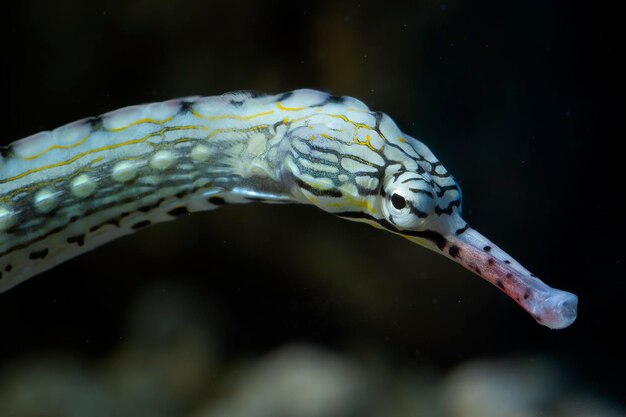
21,116,175,161
23,134,90,161
0,126,195,185
0,156,104,202
108,116,174,132
325,113,374,130
328,197,377,214
355,134,382,152
277,102,306,111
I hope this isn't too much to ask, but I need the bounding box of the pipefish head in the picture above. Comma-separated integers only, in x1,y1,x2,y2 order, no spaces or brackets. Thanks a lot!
286,121,577,329
284,120,464,251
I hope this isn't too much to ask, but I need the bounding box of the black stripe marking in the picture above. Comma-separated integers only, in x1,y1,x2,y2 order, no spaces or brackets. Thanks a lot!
0,185,209,258
208,196,227,205
168,206,190,217
335,211,448,250
276,91,293,102
29,248,49,260
448,245,460,258
408,188,435,198
436,184,459,198
67,234,86,247
131,220,151,230
455,224,469,236
407,202,428,218
296,179,342,198
401,176,429,184
435,199,461,215
90,218,121,233
135,198,166,213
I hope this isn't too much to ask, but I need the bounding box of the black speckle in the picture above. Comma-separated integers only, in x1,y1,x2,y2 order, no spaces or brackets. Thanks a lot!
474,267,482,275
5,264,12,272
504,260,511,264
88,116,103,131
29,248,49,260
91,218,121,232
230,99,244,107
506,273,513,279
312,94,348,107
483,245,492,252
131,220,151,230
530,273,536,278
0,145,12,158
276,91,293,102
243,90,265,99
176,190,190,199
487,258,495,266
327,95,345,104
137,199,165,213
496,279,505,289
524,289,531,300
448,245,461,258
179,100,194,113
67,234,86,247
168,206,190,217
455,224,469,235
209,196,227,205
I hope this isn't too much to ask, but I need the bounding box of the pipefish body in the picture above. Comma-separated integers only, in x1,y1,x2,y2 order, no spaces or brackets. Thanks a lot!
0,89,578,329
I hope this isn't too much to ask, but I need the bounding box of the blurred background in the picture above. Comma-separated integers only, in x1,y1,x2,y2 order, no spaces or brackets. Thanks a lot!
1,1,623,416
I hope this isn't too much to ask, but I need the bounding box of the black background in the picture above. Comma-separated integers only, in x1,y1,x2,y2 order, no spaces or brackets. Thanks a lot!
2,0,623,404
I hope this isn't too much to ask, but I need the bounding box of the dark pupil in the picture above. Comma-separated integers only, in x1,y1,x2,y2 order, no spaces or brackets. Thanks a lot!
391,193,407,209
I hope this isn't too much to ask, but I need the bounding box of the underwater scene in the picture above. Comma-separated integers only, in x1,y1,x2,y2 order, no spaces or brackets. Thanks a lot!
1,1,623,416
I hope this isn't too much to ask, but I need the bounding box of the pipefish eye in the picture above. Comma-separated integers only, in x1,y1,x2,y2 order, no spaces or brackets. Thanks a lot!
391,193,407,210
382,172,435,229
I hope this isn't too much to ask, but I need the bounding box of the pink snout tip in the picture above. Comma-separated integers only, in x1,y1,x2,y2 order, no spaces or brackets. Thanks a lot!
531,289,578,329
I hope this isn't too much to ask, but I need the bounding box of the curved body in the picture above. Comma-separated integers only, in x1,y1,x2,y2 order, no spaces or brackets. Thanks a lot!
0,89,577,329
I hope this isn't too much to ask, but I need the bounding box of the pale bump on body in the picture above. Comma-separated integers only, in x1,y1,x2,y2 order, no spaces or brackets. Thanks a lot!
111,160,139,182
70,174,97,198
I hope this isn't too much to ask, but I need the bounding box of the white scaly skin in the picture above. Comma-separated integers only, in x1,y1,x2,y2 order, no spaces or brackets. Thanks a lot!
0,89,577,329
